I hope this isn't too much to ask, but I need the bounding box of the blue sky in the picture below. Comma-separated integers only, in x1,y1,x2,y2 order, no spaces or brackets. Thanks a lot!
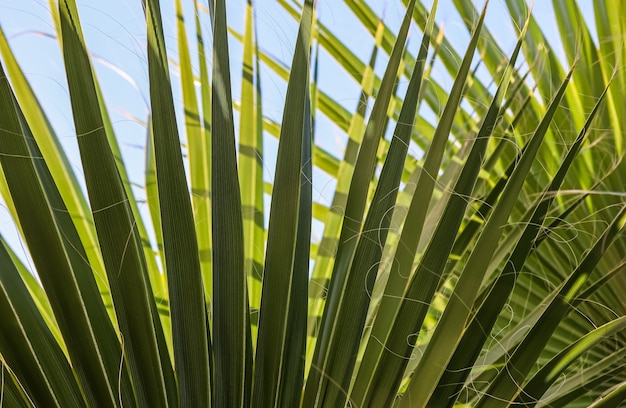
0,0,594,264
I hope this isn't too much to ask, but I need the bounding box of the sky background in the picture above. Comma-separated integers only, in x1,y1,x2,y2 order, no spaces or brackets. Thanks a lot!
0,0,596,266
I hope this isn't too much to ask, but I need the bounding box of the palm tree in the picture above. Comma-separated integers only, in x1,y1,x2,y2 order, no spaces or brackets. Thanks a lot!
0,0,624,407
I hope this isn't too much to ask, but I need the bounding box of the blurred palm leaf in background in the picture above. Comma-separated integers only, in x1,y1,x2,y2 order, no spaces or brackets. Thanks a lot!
0,0,625,406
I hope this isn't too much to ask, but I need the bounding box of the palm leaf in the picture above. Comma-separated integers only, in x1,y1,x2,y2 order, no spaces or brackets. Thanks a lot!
1,1,624,407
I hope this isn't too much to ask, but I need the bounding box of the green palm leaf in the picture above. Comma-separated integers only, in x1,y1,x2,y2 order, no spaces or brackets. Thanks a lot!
0,1,624,407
